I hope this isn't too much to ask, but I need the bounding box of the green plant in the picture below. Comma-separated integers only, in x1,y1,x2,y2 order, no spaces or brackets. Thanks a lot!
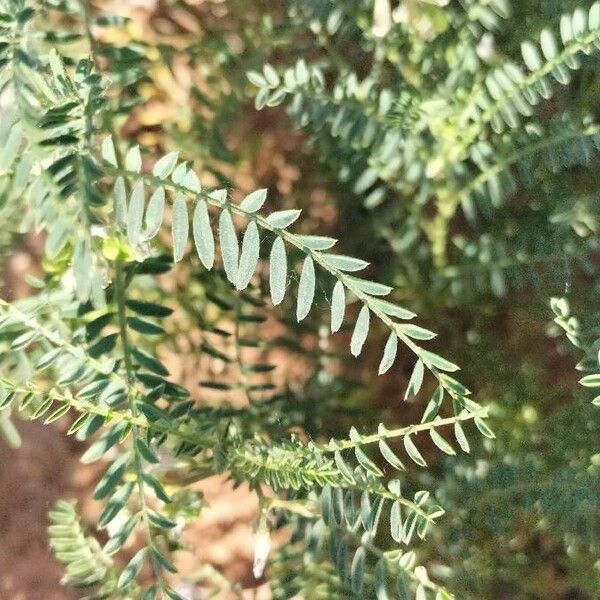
0,1,491,598
251,0,600,299
0,1,598,599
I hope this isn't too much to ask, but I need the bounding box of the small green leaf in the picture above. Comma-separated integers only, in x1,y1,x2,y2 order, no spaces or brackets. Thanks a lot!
346,276,392,296
521,41,542,71
321,254,369,272
296,256,315,321
540,29,557,60
236,221,260,290
378,332,398,374
390,501,403,542
152,151,179,179
209,188,227,205
81,425,124,464
404,434,427,467
147,510,177,530
44,402,71,424
579,374,600,387
151,546,177,573
334,451,355,484
117,547,146,588
247,71,266,86
269,236,287,306
421,386,443,423
104,515,139,555
93,453,130,499
192,201,214,269
330,281,345,333
171,193,189,262
126,180,145,246
420,350,459,372
350,547,365,594
219,209,239,284
398,324,436,340
370,298,416,320
144,187,165,240
114,177,127,230
132,347,169,376
294,235,337,250
240,188,267,212
126,300,172,317
405,359,424,399
101,136,117,166
266,209,301,229
124,146,142,173
454,421,470,453
430,428,455,455
379,439,405,470
475,417,495,439
355,446,383,476
350,305,369,357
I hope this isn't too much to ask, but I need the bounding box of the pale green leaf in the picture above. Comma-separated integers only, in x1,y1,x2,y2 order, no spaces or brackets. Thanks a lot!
269,236,287,306
240,188,267,213
397,323,436,340
296,256,315,321
521,41,542,71
219,210,239,284
346,276,392,296
171,193,189,262
117,547,146,588
192,201,214,269
126,180,144,246
378,332,398,374
236,221,260,290
405,359,424,399
350,305,370,356
579,374,600,387
152,151,179,180
321,254,369,272
209,188,228,205
183,168,201,192
144,187,165,240
350,547,365,595
266,209,301,229
101,136,117,166
330,280,345,333
370,298,416,320
421,386,443,423
420,349,459,372
475,417,495,439
125,146,142,173
114,177,127,230
390,501,403,543
403,434,427,467
430,428,455,455
379,439,405,470
294,235,337,250
454,421,470,453
540,29,557,60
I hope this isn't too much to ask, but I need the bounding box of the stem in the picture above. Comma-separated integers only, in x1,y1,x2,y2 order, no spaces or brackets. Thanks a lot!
113,260,167,591
326,408,488,452
429,123,600,265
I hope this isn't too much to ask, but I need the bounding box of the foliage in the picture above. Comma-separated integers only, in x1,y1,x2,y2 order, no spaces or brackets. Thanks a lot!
0,0,598,599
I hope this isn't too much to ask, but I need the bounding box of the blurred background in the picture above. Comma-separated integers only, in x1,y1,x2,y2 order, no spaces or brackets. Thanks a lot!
1,0,599,598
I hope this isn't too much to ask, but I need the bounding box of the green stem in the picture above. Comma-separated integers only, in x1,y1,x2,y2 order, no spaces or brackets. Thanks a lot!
326,408,487,452
429,123,600,265
114,260,166,591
